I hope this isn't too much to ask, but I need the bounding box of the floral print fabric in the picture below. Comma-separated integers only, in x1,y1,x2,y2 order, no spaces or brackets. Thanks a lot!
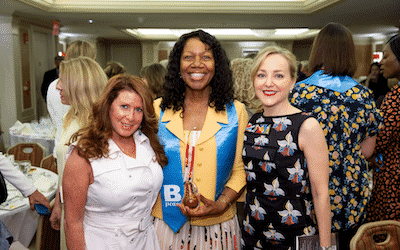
242,112,315,250
366,84,400,222
290,82,383,232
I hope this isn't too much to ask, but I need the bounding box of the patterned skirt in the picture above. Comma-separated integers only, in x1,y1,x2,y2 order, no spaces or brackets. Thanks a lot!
153,216,241,250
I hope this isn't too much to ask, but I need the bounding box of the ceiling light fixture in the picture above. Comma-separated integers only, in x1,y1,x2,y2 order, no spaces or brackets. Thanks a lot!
203,29,258,36
124,28,318,40
274,28,309,35
137,29,175,35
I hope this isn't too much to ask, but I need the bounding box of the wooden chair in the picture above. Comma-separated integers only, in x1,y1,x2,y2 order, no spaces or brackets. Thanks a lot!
34,154,60,250
350,220,400,250
7,143,45,167
35,214,60,250
40,155,57,174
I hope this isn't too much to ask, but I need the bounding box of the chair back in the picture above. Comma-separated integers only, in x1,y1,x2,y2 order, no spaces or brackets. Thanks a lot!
40,155,57,174
36,214,60,250
350,220,400,250
7,143,45,167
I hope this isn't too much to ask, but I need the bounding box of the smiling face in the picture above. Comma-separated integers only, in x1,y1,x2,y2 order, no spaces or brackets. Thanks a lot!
109,89,143,140
381,44,400,80
180,37,215,93
56,79,69,105
254,53,296,113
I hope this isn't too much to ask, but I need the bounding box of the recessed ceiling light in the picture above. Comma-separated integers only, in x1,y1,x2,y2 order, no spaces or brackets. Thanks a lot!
88,20,93,24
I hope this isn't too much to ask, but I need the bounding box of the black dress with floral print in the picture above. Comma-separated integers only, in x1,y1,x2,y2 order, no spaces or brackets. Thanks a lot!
242,112,315,250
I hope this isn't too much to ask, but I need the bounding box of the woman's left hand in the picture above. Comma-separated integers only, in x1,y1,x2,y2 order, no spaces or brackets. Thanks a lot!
176,193,227,218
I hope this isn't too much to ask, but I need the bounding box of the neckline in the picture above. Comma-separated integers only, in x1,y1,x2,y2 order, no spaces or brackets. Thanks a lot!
260,111,303,118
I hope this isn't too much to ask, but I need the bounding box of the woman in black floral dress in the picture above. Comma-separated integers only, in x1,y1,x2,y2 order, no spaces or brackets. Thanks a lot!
241,46,332,250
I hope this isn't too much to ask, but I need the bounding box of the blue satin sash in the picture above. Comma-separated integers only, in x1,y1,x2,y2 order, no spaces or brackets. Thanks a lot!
158,103,238,233
298,70,358,93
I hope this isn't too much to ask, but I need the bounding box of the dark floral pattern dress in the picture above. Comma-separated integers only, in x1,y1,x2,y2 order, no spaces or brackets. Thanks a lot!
241,112,316,250
290,83,383,232
366,83,400,222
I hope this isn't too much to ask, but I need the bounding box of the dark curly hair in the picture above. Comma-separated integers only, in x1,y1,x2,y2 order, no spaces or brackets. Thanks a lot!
160,29,234,112
70,74,168,167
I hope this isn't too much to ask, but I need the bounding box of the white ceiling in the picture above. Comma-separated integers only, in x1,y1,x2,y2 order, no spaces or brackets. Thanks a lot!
1,0,399,41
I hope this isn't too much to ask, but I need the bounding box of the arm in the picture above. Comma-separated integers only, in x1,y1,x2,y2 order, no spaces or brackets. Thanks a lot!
49,187,62,230
376,88,400,150
63,148,93,250
360,135,376,159
0,155,50,210
225,101,248,195
177,186,245,217
299,118,331,248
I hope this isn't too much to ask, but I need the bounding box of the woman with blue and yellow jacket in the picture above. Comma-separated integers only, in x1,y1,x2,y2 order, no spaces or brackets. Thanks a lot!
151,30,247,250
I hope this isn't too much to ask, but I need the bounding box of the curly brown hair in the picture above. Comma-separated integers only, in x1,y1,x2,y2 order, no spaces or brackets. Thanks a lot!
160,29,234,113
70,74,168,167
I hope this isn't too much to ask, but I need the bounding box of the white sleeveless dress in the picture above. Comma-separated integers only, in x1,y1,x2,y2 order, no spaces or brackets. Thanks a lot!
66,131,163,250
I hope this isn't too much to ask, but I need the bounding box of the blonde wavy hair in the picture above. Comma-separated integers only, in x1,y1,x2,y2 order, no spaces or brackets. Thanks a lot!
59,56,108,129
65,40,97,60
231,57,261,111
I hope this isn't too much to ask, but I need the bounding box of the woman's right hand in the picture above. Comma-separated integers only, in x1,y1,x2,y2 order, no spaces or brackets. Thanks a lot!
49,196,62,230
177,193,227,218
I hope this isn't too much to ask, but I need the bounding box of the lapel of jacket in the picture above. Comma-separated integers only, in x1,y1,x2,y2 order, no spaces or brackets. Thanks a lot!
196,105,228,145
160,105,229,145
161,108,185,142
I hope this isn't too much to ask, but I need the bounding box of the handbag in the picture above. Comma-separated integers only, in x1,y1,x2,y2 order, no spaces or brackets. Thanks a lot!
0,171,7,204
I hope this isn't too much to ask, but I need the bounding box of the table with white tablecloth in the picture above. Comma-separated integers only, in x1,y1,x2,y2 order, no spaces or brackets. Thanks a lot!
0,167,58,247
9,118,56,156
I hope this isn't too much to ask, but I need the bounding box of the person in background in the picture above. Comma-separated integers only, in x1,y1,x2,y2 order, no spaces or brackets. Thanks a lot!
46,40,97,160
0,155,50,250
230,57,261,118
63,75,167,249
366,35,400,223
0,155,50,210
360,62,390,108
290,22,383,250
152,30,247,250
241,46,331,250
300,60,310,77
296,61,308,82
140,63,167,99
104,61,126,79
41,55,64,101
49,56,108,250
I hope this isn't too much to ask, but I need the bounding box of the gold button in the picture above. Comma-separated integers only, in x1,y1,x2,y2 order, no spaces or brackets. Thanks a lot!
199,148,204,151
198,163,202,166
196,178,201,182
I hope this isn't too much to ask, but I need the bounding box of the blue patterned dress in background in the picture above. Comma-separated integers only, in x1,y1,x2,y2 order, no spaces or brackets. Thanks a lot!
290,82,383,232
241,112,316,250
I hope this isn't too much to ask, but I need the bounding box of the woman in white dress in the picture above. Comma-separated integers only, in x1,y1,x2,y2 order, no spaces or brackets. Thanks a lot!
62,75,168,249
49,55,108,250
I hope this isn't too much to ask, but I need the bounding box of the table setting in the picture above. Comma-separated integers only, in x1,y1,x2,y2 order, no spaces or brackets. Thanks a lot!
0,154,58,247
